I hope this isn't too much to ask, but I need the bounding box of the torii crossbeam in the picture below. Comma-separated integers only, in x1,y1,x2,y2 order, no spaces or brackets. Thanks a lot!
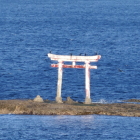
48,53,101,104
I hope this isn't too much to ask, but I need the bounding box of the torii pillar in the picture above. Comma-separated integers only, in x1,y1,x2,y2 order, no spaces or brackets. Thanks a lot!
48,53,101,104
85,61,91,104
56,60,63,103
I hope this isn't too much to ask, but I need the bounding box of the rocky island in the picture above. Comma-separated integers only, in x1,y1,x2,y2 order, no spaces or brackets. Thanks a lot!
0,96,140,117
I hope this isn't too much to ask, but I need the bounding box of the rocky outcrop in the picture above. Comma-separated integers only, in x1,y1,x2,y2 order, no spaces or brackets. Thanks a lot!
0,99,140,117
65,97,77,104
33,95,44,102
123,99,140,102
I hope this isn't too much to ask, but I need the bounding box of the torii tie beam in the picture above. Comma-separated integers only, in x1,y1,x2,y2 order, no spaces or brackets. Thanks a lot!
48,53,101,104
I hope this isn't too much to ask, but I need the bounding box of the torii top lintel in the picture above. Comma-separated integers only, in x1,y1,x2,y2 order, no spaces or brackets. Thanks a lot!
48,53,101,62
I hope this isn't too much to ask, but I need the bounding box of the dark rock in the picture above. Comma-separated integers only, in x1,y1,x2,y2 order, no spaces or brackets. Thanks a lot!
123,99,140,102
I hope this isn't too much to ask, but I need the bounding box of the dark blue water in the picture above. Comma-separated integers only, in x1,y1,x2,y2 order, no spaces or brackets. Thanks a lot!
0,0,140,139
0,115,140,140
0,0,140,102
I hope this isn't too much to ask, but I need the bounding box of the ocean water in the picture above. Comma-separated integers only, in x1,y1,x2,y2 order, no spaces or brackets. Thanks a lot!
0,0,140,139
0,0,140,102
0,115,140,140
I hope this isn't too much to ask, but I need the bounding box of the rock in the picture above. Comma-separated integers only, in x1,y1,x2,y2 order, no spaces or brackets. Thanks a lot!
66,97,76,104
33,95,44,102
0,99,140,116
124,99,140,102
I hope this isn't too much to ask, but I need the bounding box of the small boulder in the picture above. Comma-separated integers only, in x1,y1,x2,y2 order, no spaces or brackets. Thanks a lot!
33,95,44,102
66,97,76,104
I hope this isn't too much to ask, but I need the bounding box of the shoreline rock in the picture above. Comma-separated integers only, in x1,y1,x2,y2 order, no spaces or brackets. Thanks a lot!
33,95,44,103
0,99,140,117
123,99,140,103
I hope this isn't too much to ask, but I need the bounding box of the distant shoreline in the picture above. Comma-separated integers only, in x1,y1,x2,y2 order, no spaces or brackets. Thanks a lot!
0,99,140,117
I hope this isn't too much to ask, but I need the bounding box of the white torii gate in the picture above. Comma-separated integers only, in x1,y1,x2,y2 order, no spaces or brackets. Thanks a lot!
48,53,101,104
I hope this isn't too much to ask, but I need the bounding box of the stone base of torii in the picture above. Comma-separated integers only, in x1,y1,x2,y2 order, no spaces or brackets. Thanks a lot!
48,53,101,104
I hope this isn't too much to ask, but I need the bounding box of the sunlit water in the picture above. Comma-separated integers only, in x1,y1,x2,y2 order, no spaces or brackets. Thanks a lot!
0,0,140,139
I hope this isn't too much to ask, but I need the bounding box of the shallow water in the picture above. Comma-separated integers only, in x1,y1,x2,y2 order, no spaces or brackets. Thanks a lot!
0,115,140,140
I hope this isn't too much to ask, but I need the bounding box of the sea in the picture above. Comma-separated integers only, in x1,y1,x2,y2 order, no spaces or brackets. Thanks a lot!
0,0,140,139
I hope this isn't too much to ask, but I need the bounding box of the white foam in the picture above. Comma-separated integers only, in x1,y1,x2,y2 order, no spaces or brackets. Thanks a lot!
93,99,108,104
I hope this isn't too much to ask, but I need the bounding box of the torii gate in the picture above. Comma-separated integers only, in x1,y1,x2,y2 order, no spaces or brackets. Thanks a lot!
48,53,101,104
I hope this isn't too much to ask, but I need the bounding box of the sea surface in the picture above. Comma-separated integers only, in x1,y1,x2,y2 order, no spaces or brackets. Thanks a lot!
0,0,140,139
0,115,140,140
